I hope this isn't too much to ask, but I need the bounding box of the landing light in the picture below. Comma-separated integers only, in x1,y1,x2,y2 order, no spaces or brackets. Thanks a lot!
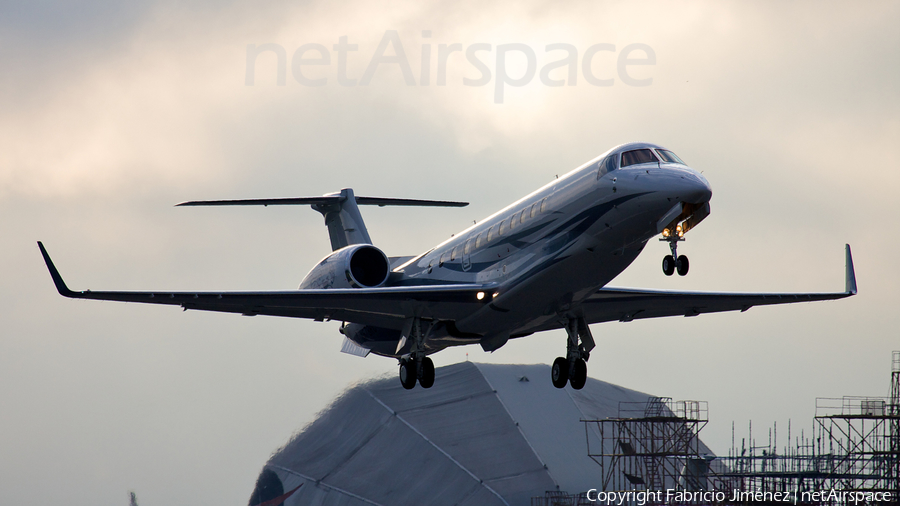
476,291,485,300
662,228,670,238
492,292,499,298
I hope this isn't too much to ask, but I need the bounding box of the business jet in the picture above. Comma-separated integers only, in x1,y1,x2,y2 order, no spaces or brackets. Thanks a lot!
38,142,856,390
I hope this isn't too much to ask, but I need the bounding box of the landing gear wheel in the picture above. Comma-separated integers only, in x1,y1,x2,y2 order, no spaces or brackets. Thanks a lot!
569,359,587,390
551,357,569,389
419,357,435,389
662,255,676,276
676,255,689,276
399,360,417,390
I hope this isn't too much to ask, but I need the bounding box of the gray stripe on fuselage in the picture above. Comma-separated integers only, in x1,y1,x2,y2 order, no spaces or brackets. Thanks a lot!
394,192,652,285
442,192,649,275
491,191,651,294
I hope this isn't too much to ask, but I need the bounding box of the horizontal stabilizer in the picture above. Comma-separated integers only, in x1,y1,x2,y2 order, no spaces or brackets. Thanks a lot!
176,196,468,207
175,189,467,250
176,189,468,250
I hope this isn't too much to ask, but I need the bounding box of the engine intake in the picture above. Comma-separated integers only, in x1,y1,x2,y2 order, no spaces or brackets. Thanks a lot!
300,244,390,289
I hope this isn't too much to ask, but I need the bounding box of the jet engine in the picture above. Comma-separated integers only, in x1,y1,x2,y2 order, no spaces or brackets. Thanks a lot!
299,244,391,289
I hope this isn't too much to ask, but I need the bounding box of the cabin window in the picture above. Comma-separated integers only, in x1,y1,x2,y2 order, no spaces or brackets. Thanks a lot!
464,239,472,255
520,209,527,224
620,149,658,167
439,252,445,267
451,246,458,261
475,232,483,249
498,220,506,236
510,212,518,229
540,197,548,213
487,225,494,242
530,203,538,218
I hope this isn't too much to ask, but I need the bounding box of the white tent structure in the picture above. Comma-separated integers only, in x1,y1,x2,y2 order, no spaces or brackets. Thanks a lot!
249,362,707,506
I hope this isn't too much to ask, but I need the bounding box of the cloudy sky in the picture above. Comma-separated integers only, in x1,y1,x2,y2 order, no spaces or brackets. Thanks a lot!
1,1,898,504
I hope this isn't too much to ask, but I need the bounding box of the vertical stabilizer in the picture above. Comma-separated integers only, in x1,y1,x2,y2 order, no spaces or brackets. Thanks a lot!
312,188,373,251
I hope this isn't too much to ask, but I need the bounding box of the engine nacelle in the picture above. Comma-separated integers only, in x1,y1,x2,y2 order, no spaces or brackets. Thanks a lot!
299,244,391,289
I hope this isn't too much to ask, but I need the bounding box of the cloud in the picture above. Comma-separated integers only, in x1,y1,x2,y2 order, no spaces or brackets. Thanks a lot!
4,1,896,202
2,2,899,505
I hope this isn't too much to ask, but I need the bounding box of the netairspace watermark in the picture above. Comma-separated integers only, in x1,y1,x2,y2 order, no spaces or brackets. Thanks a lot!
585,488,896,505
245,30,656,103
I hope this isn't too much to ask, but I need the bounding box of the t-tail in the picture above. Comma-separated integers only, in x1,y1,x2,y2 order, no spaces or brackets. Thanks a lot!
176,188,468,251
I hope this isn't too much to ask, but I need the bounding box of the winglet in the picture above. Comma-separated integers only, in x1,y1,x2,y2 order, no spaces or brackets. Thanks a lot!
37,242,77,297
845,244,857,295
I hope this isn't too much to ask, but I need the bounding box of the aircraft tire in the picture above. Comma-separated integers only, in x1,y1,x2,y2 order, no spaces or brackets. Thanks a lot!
419,357,435,389
551,357,569,388
570,359,587,390
676,255,689,276
399,360,417,389
662,255,676,276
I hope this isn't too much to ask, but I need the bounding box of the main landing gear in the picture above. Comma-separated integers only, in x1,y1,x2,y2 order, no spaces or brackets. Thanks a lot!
399,355,435,389
660,225,689,276
551,316,595,390
397,317,436,390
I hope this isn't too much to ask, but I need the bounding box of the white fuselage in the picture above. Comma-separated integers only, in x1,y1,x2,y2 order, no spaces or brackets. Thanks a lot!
388,142,712,353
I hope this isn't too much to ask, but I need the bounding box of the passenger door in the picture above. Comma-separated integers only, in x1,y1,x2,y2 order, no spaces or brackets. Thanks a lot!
461,236,473,272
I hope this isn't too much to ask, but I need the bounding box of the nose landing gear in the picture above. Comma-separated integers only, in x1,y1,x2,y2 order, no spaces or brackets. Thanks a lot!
676,255,689,276
660,225,689,276
662,255,676,276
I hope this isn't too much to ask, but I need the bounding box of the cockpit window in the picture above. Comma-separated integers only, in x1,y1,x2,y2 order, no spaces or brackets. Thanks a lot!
620,149,658,167
597,154,618,178
656,149,685,165
600,155,619,176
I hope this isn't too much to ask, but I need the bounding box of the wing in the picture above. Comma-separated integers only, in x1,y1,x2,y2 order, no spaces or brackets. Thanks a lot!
526,244,857,332
583,244,856,324
38,242,489,329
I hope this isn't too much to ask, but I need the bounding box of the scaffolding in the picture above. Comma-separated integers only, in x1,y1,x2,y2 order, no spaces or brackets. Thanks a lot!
715,351,899,503
535,351,899,505
583,397,711,493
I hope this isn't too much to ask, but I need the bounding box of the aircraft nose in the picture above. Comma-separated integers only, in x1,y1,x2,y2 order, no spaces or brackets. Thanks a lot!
683,174,712,204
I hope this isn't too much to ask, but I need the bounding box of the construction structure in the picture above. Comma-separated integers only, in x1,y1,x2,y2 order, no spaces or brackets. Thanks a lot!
568,351,899,505
582,398,713,494
712,350,900,503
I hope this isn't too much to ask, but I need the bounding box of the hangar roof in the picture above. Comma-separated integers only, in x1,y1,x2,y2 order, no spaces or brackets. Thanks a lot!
253,362,699,506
